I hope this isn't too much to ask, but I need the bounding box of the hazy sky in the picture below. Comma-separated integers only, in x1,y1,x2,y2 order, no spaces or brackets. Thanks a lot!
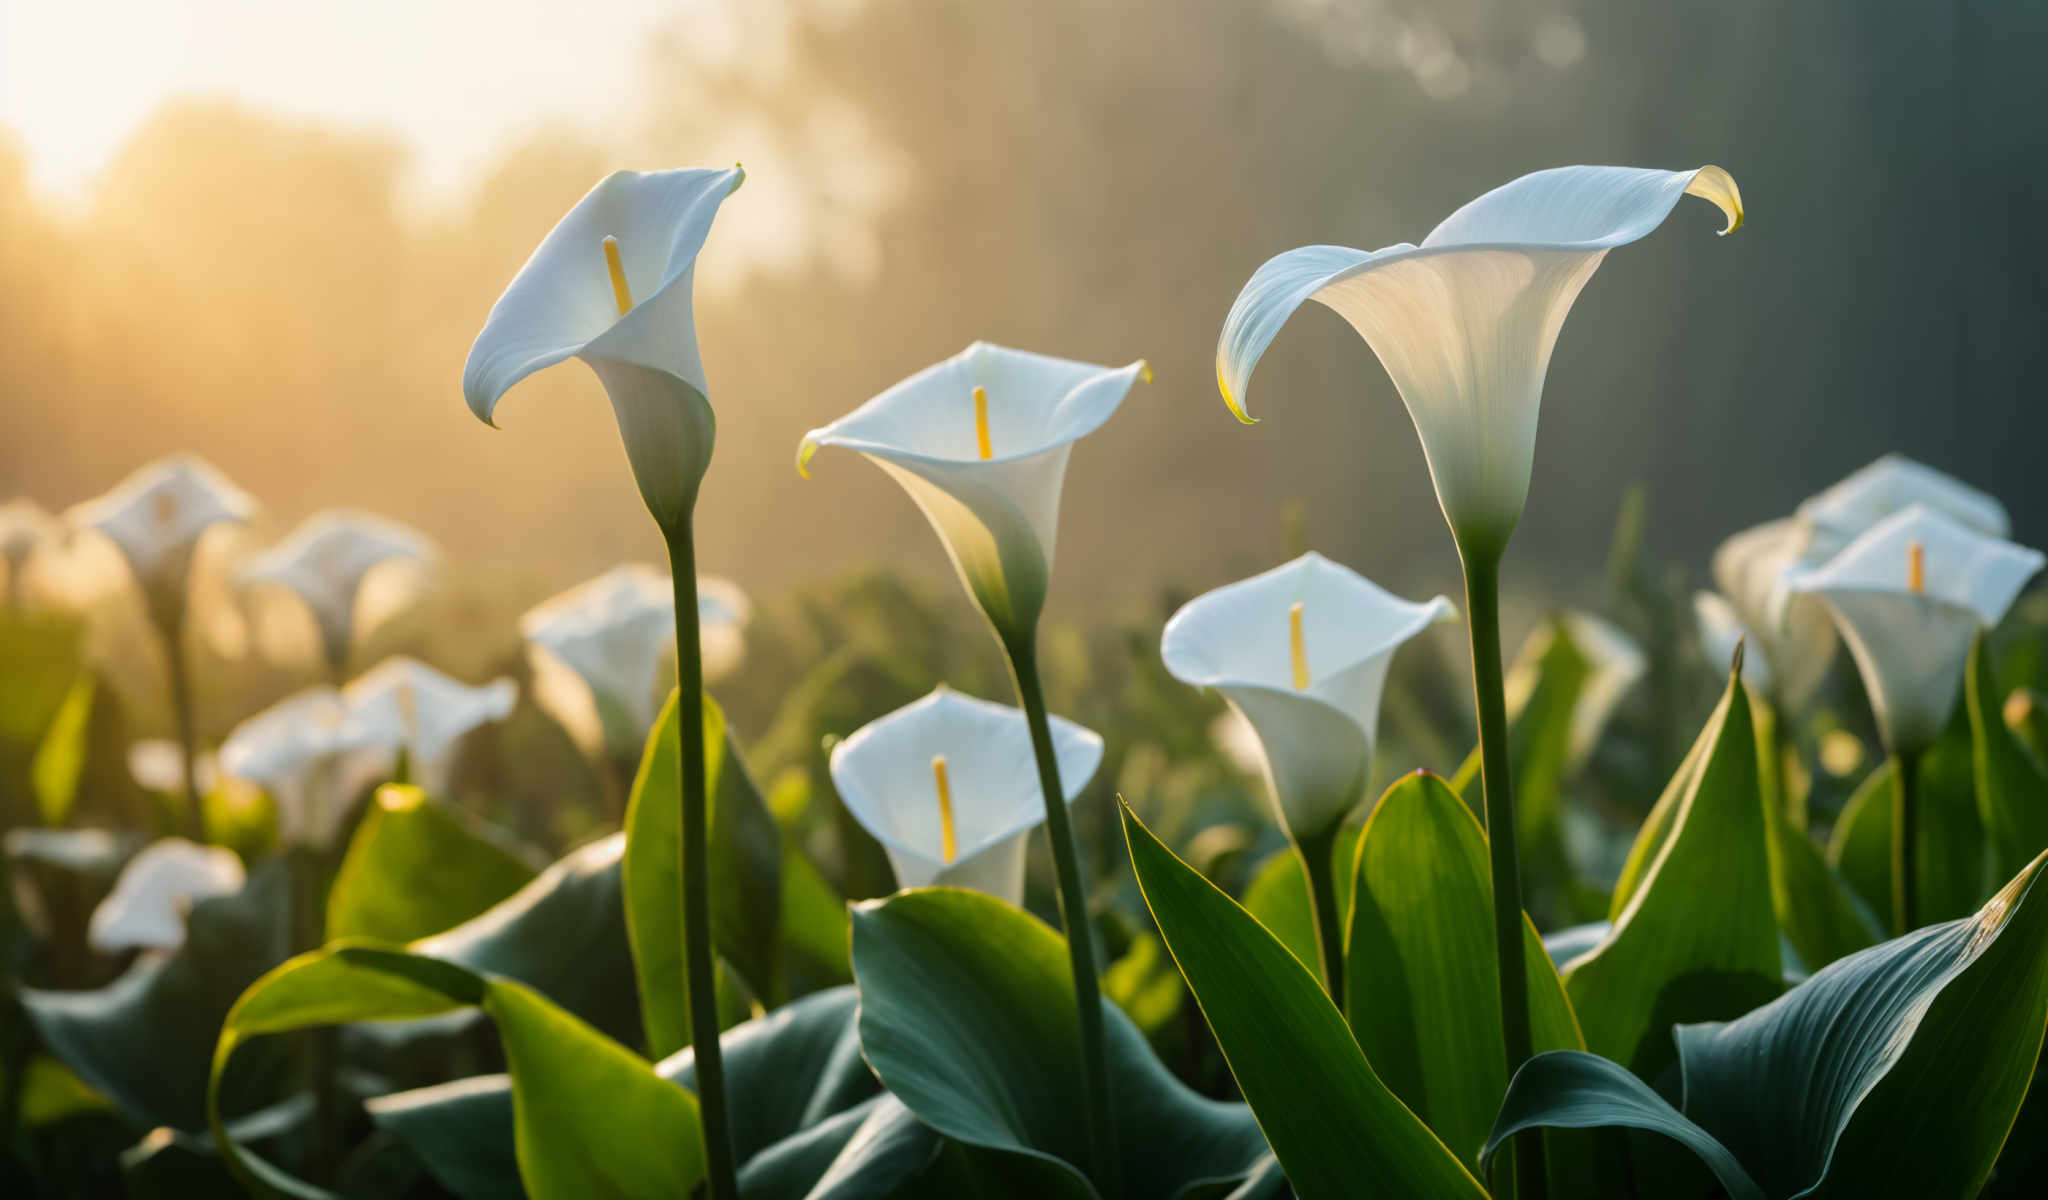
0,0,693,208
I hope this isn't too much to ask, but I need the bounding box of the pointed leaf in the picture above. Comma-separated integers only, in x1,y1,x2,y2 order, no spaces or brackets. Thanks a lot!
1829,719,1992,931
1238,826,1357,976
1122,806,1486,1199
325,785,539,944
1967,635,2048,882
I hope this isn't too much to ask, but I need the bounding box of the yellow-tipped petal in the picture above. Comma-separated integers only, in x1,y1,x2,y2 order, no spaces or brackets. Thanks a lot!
931,754,958,864
1289,601,1309,690
602,235,634,315
1686,165,1744,236
1138,360,1155,385
1908,539,1925,593
973,386,992,460
1217,360,1259,425
796,438,820,480
729,163,746,193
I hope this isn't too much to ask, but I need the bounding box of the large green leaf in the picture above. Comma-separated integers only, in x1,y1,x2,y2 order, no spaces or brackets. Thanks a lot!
325,785,539,944
1237,826,1357,976
1563,669,1780,1077
20,858,294,1131
1342,771,1583,1168
30,671,95,826
624,689,784,1057
1968,635,2048,883
210,942,704,1199
780,839,852,985
1482,1051,1763,1200
852,884,1281,1199
1121,806,1485,1200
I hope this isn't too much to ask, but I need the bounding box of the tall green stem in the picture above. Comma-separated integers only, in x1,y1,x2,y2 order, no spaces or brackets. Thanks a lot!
1460,550,1544,1200
1891,750,1920,936
162,620,205,842
290,847,341,1183
1005,633,1117,1195
1296,823,1346,1009
664,524,737,1200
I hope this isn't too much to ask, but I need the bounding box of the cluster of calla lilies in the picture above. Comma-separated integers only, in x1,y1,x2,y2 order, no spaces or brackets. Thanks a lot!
7,154,2048,1200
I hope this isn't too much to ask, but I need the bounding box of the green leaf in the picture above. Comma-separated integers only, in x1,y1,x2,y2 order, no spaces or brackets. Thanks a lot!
1968,634,2048,884
325,785,539,944
1121,806,1486,1199
1343,771,1584,1168
1102,931,1185,1045
1675,847,2048,1197
624,689,784,1057
781,839,852,984
1829,722,1992,930
852,884,1281,1198
1563,668,1780,1077
1481,1051,1762,1200
210,942,703,1199
1237,827,1357,977
30,671,94,826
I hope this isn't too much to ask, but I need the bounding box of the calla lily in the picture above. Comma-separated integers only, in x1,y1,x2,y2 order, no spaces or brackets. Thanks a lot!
242,510,435,678
218,688,389,849
1161,552,1455,839
1787,504,2043,756
1705,518,1838,707
829,687,1103,906
1796,453,2008,560
86,838,245,954
65,455,256,626
797,342,1151,642
1217,164,1741,554
520,564,749,762
464,167,744,534
1,499,61,607
341,657,517,795
1506,611,1647,772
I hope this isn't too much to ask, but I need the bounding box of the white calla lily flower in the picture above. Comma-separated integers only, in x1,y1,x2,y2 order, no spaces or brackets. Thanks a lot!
1694,592,1772,694
1796,453,2008,559
219,688,391,849
1217,165,1741,554
1,499,62,607
1161,552,1454,838
66,455,256,623
342,657,517,795
1506,611,1647,771
1708,518,1836,706
521,564,749,760
829,687,1103,905
464,167,744,533
242,510,435,677
1788,505,2043,754
797,342,1150,642
86,838,245,953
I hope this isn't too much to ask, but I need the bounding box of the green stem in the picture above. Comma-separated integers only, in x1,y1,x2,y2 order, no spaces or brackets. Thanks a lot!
1296,823,1346,1009
163,620,205,842
1892,750,1920,936
665,524,737,1200
1005,633,1117,1195
290,849,341,1183
1459,550,1545,1200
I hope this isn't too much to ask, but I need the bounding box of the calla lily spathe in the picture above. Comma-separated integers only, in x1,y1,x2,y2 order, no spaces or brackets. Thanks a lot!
1705,518,1837,706
1505,611,1647,772
242,510,435,677
464,167,744,533
342,657,517,795
86,838,245,954
829,687,1103,905
1217,165,1741,553
67,456,257,624
1796,453,2009,559
797,342,1150,642
218,687,389,849
521,564,749,760
1788,505,2043,754
1161,552,1454,838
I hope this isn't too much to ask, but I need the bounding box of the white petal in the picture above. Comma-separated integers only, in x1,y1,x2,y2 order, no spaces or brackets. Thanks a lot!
1796,453,2010,551
829,687,1102,906
1,498,60,581
126,739,219,796
343,657,518,793
1711,517,1837,704
219,686,392,848
66,455,256,600
242,510,435,670
88,838,245,953
1792,505,2042,626
1694,592,1773,694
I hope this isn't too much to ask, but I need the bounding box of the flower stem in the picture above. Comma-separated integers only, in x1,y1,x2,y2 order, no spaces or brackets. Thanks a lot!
289,848,341,1183
1005,632,1117,1195
1296,823,1346,1009
162,621,205,842
1891,750,1920,935
664,524,737,1200
1459,549,1544,1200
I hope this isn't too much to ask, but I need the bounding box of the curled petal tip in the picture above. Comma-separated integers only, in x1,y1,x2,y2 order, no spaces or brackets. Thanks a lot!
1137,360,1155,385
795,437,819,479
1687,164,1744,236
1216,363,1258,425
729,163,746,193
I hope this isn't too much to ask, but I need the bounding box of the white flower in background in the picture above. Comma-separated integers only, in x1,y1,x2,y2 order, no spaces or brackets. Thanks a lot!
127,740,219,797
1216,164,1741,555
242,510,436,677
829,687,1103,905
1161,552,1454,838
464,167,745,534
65,455,256,624
1795,453,2008,560
797,342,1151,643
342,657,517,794
1,499,62,607
1694,592,1772,693
1788,505,2043,754
218,688,390,849
521,565,750,761
86,838,244,954
1705,518,1837,707
1506,611,1647,771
